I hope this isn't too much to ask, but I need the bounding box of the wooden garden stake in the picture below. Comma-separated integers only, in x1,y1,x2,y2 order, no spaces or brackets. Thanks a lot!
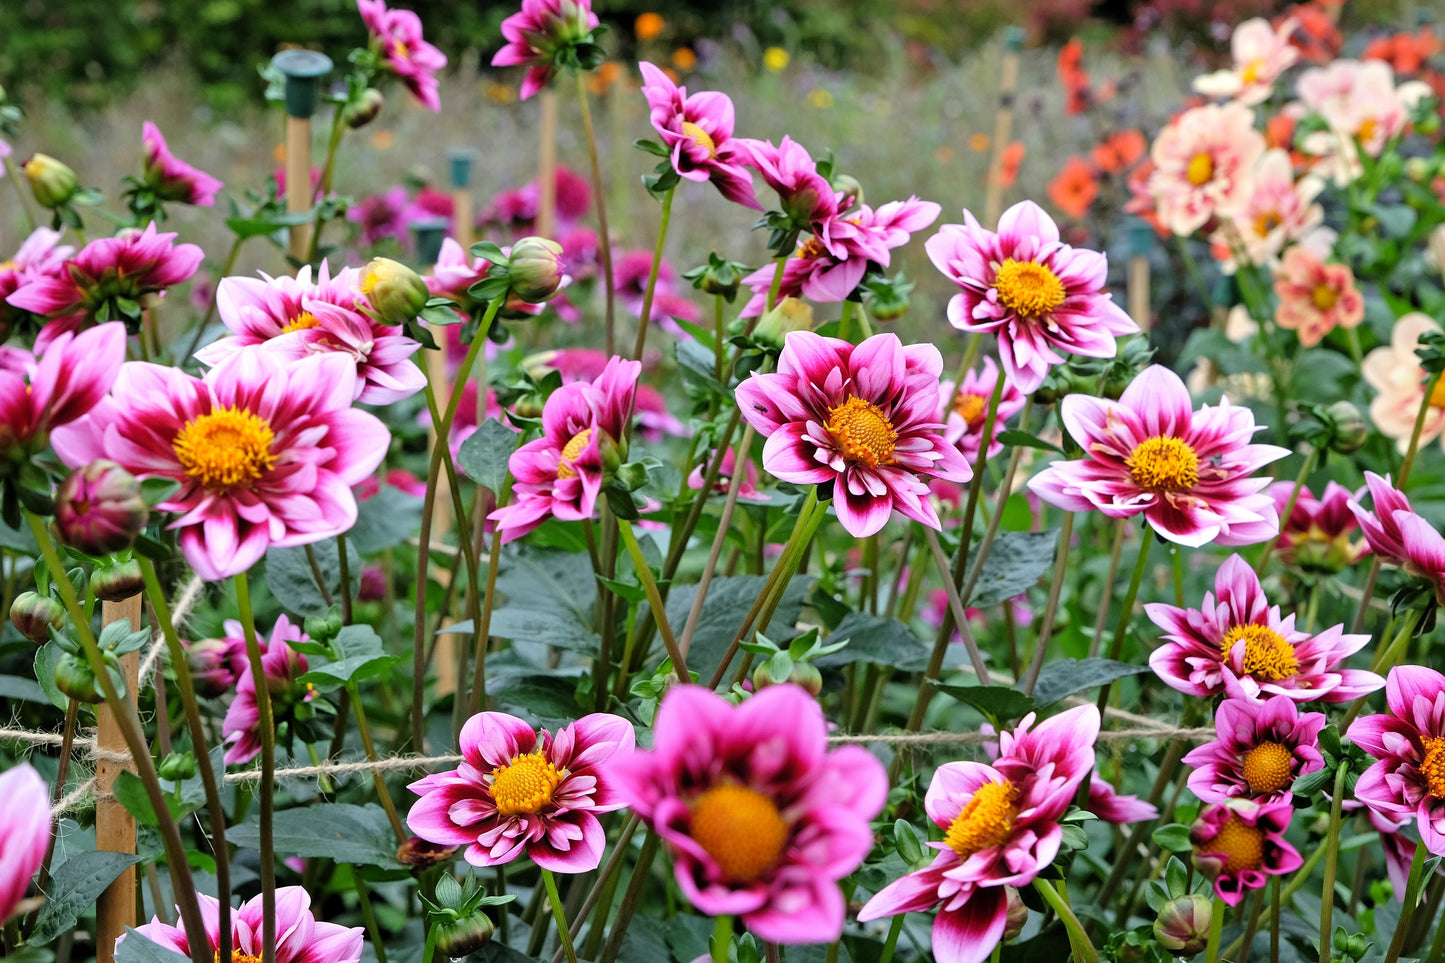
982,27,1025,228
95,594,142,963
537,89,559,237
1127,219,1153,332
270,50,334,263
448,149,476,250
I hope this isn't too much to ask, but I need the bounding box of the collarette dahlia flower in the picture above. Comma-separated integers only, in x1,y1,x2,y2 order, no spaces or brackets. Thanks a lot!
1213,149,1326,271
491,0,599,101
127,886,364,963
407,711,634,872
1145,554,1381,703
198,261,365,353
1183,695,1326,804
1362,313,1445,454
735,331,971,537
1268,479,1367,573
489,355,640,543
1272,247,1364,348
938,357,1027,466
1349,666,1445,856
221,615,317,765
925,200,1138,393
858,705,1100,963
1190,798,1302,906
51,351,390,581
639,62,761,210
357,0,447,112
141,121,223,206
1027,365,1288,546
1193,17,1299,106
0,228,74,339
737,135,838,230
1346,472,1445,604
1147,102,1264,236
611,684,887,944
0,764,49,924
0,322,125,459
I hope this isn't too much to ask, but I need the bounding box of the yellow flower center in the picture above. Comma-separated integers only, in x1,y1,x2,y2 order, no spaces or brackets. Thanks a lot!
556,428,594,481
826,395,897,469
681,121,718,160
1420,737,1445,798
489,749,564,817
393,38,410,60
1220,623,1300,683
1253,210,1282,238
798,235,828,260
993,258,1066,318
689,784,790,883
953,392,988,429
1358,117,1378,144
1186,152,1216,187
172,407,278,493
1241,741,1294,795
0,260,15,272
1241,58,1264,85
216,952,263,963
1309,284,1338,312
1200,815,1265,873
945,780,1018,859
1431,378,1445,411
281,311,321,334
1126,436,1200,493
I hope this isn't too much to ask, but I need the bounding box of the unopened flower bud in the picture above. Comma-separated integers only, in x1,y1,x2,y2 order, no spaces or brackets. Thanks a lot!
55,652,104,704
1325,400,1368,454
433,912,495,958
752,297,814,351
832,173,864,209
11,591,64,643
1153,894,1213,958
184,637,240,699
358,565,387,602
55,460,149,556
361,257,430,326
397,835,459,869
344,88,385,129
23,154,79,209
157,751,198,781
751,662,823,697
1003,887,1028,941
508,237,566,303
1406,157,1433,182
867,285,910,322
92,559,144,602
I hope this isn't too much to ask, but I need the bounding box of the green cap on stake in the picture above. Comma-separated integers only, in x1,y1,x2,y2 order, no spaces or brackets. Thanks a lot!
1127,218,1155,259
411,216,450,266
1004,26,1025,51
272,49,334,119
448,149,476,190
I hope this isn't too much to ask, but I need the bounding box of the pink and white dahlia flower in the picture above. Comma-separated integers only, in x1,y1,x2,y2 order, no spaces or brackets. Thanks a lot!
1088,775,1159,824
1269,479,1367,573
611,684,887,944
857,705,1100,963
1148,102,1265,236
1193,17,1299,106
141,121,223,206
1027,365,1288,547
938,357,1027,466
926,200,1138,393
358,0,447,112
1350,665,1445,856
1347,472,1445,604
1145,554,1381,703
735,331,971,537
1213,149,1326,270
1272,247,1364,348
0,764,49,924
1362,313,1445,454
0,228,74,336
127,886,364,963
1182,695,1326,804
221,615,316,765
407,711,634,872
51,351,390,581
1190,798,1302,906
738,135,838,229
0,322,125,456
491,0,599,100
639,62,760,209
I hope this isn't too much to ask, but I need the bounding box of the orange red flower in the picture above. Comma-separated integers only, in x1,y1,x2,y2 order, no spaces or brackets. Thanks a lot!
1047,156,1098,220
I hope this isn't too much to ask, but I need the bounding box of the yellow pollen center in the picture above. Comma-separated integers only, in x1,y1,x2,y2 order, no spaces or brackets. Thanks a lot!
681,121,718,160
556,428,594,480
489,750,564,817
216,952,263,963
1221,623,1300,683
0,260,15,272
281,311,320,334
1310,284,1338,312
826,395,897,469
1254,210,1282,237
1186,152,1216,186
1358,118,1378,143
690,784,790,884
1420,737,1445,798
393,38,410,59
1241,741,1294,795
1431,379,1445,411
1126,436,1200,492
798,235,828,260
172,406,278,493
993,258,1066,318
954,392,987,429
1241,58,1264,84
1201,816,1265,873
945,780,1018,859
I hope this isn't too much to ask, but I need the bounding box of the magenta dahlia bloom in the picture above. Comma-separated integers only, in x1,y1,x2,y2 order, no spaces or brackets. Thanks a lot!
488,355,640,542
127,886,363,963
0,228,74,338
1348,472,1445,603
141,122,223,206
0,764,49,924
540,347,684,441
926,200,1137,393
7,223,203,347
51,351,390,581
1183,695,1326,804
358,0,447,112
1348,665,1445,855
858,706,1100,963
1088,776,1159,824
0,322,125,457
688,447,767,503
738,135,838,229
939,358,1027,466
348,187,412,248
1190,798,1301,906
221,615,316,765
735,331,971,537
1146,554,1381,704
1270,479,1367,573
491,0,599,100
611,684,886,944
1027,365,1288,547
639,62,760,209
407,711,634,872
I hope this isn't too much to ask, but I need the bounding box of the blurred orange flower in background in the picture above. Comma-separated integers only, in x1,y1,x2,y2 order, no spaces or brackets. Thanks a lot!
1363,28,1442,76
995,141,1026,187
1091,129,1144,174
1047,156,1098,219
635,12,665,42
968,132,990,153
587,60,623,95
1058,39,1091,114
672,47,697,71
1286,2,1343,64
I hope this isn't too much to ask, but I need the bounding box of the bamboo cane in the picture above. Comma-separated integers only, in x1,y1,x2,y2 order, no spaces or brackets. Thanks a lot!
95,595,142,963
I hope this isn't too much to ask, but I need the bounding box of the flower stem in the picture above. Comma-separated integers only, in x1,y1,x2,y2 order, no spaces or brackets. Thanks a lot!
1238,887,1266,963
1204,895,1225,963
632,186,675,361
576,73,616,356
1399,369,1442,485
958,397,1034,605
713,294,727,382
305,107,347,263
838,300,855,343
617,518,688,684
598,829,661,963
351,869,389,963
1033,879,1099,963
1096,530,1153,713
542,868,580,963
711,913,733,963
234,569,279,963
336,532,353,623
1383,844,1430,963
1256,446,1317,574
878,914,905,963
677,425,758,660
4,154,38,232
1088,519,1130,657
23,697,78,938
922,524,990,683
1221,841,1330,959
1021,510,1075,694
467,493,507,718
1319,763,1348,963
420,915,439,963
346,680,407,843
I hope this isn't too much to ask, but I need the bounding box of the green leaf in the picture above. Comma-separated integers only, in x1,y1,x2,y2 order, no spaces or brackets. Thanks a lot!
813,612,931,670
349,484,423,554
225,210,314,239
928,681,1035,722
996,430,1063,454
676,340,729,398
969,529,1059,608
485,546,600,654
114,928,190,963
0,513,38,552
1152,823,1193,853
263,540,361,618
31,851,142,944
0,673,47,703
664,574,813,683
298,625,399,688
34,644,67,710
139,478,180,507
228,803,405,868
457,419,520,493
1027,657,1151,707
634,138,671,157
489,671,588,727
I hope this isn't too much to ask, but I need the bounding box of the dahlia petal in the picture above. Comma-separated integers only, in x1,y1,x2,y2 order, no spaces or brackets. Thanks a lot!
931,887,1009,963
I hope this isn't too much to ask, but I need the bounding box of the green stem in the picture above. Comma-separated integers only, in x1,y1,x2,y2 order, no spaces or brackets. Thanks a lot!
922,524,990,682
234,570,279,963
598,830,661,963
1383,845,1430,963
420,916,439,963
336,532,353,624
347,681,407,842
838,300,855,343
467,495,507,717
352,869,389,963
632,186,675,361
617,518,688,684
305,107,347,264
711,913,733,963
713,294,726,383
1256,447,1317,574
542,868,580,963
182,234,244,363
1021,509,1076,693
878,914,905,963
1221,842,1331,959
1033,879,1100,963
1239,887,1266,963
1204,895,1225,963
765,253,789,312
4,155,38,232
1319,764,1347,963
1096,531,1152,713
576,73,616,356
1088,519,1129,657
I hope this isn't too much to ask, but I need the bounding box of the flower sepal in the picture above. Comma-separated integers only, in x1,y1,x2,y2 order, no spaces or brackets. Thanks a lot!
421,872,513,958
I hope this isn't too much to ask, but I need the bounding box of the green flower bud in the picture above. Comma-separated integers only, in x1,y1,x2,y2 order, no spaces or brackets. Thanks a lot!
11,590,64,644
433,912,496,958
1003,887,1028,941
157,751,198,781
1154,895,1212,958
507,237,566,303
55,652,104,704
1325,400,1369,455
751,661,823,697
344,88,385,129
831,173,864,209
752,297,814,351
92,559,145,603
23,153,79,209
361,257,430,326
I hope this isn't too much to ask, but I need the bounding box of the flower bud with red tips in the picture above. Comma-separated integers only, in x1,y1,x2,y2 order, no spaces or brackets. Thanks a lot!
23,154,79,209
11,591,64,644
55,460,149,557
507,237,566,303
